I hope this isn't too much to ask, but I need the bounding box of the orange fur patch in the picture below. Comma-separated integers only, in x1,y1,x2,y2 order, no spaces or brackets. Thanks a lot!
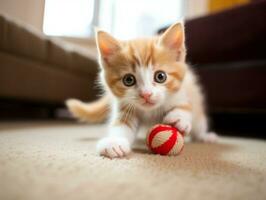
100,38,186,97
167,104,192,113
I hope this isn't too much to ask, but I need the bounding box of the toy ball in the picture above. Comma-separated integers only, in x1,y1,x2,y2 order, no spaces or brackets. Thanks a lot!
146,124,184,156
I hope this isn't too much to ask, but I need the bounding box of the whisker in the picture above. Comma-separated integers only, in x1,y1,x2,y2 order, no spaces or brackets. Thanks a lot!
122,104,131,123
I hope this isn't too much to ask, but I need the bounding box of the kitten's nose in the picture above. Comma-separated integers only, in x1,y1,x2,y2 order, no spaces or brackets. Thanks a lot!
139,91,152,100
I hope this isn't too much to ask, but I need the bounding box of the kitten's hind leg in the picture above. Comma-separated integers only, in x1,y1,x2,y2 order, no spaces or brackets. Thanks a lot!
191,115,218,143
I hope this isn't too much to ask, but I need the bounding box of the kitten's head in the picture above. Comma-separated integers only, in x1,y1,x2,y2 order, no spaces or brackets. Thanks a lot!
96,22,187,111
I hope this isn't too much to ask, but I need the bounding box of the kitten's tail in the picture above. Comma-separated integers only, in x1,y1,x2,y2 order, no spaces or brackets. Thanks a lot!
65,95,109,123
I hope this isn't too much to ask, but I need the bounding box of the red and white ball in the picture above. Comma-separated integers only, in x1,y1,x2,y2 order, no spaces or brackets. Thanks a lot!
146,124,184,156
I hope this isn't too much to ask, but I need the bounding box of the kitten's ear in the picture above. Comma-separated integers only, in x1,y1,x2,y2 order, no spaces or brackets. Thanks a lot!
95,29,121,60
158,22,185,56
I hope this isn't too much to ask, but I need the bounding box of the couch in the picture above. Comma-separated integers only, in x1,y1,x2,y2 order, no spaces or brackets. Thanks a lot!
0,14,100,118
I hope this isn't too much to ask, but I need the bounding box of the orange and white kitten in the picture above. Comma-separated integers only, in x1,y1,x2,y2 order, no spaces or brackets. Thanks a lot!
66,22,217,158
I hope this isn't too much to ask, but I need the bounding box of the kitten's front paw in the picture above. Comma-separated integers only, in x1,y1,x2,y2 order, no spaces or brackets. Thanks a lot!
163,112,192,135
96,137,131,158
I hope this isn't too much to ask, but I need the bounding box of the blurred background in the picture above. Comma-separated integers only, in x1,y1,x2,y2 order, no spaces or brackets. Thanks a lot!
0,0,265,138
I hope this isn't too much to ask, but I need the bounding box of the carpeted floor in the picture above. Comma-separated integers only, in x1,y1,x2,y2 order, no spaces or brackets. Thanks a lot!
0,121,265,200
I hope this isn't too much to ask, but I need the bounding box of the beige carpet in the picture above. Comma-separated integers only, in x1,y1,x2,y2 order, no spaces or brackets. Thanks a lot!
0,121,265,200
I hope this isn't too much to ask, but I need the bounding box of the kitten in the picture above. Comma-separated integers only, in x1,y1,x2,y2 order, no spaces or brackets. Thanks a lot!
66,22,217,158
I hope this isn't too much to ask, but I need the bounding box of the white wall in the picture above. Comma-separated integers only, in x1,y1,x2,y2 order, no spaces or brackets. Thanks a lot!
184,0,209,19
0,0,45,31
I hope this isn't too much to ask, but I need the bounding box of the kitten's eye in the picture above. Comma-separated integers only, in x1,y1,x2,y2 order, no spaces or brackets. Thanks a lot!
154,71,167,83
122,74,136,87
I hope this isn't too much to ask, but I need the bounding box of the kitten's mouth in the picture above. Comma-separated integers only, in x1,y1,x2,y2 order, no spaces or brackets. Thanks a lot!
142,100,156,106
